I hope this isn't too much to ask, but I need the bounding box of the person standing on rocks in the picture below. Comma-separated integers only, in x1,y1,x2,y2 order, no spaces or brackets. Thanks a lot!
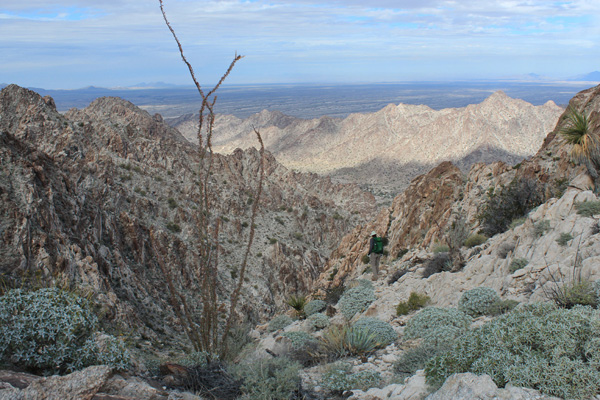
368,231,384,280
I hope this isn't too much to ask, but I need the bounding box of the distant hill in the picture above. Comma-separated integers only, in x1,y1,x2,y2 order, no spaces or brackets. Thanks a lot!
577,71,600,81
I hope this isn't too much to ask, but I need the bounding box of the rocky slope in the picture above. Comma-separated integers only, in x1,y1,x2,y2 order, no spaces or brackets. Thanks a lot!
0,84,375,347
171,91,563,201
237,84,600,400
320,84,600,290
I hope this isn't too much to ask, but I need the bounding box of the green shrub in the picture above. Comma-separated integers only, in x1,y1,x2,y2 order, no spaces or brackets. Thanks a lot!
432,244,450,253
509,217,527,229
396,292,430,316
546,278,598,309
464,234,488,248
509,258,528,273
338,285,376,320
304,300,327,316
167,197,178,209
268,315,292,332
425,303,600,399
458,287,501,317
478,178,543,237
575,200,600,217
361,254,370,264
404,307,470,347
280,331,317,350
321,362,381,393
232,356,301,400
0,288,130,374
166,222,181,233
352,317,397,347
533,219,551,237
307,313,329,331
557,232,573,246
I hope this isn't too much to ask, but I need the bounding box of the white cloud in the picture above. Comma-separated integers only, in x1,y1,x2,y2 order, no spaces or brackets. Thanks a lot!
0,0,598,88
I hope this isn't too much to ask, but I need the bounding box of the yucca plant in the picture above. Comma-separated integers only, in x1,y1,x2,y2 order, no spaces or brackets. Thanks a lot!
286,294,307,319
317,325,379,360
559,106,599,190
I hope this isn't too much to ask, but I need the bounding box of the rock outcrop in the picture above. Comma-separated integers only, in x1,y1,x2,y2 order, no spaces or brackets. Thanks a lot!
0,84,375,346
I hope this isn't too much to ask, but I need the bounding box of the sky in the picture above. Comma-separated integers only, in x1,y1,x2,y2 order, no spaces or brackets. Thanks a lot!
1,0,599,89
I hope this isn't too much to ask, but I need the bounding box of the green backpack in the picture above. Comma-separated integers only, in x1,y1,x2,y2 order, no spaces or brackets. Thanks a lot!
373,237,384,254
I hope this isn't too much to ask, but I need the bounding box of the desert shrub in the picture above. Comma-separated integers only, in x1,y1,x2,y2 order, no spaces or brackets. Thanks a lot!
458,287,501,317
533,219,551,237
387,267,408,285
546,278,598,309
307,312,329,331
338,284,376,320
221,324,255,363
478,178,543,237
396,248,409,259
0,288,130,374
394,342,445,380
487,299,519,316
352,317,397,347
575,200,600,217
268,315,292,332
361,254,370,264
167,197,178,209
464,234,488,248
509,217,527,229
281,331,317,350
432,244,450,253
321,362,381,393
166,222,182,233
304,300,326,316
497,242,515,259
183,362,242,400
421,252,452,278
286,294,307,318
232,356,301,400
396,292,430,316
509,258,528,273
425,303,600,398
318,325,379,360
325,285,345,305
557,232,573,246
404,307,470,347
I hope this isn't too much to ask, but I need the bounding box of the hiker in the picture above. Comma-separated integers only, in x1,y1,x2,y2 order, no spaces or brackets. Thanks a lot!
368,231,383,280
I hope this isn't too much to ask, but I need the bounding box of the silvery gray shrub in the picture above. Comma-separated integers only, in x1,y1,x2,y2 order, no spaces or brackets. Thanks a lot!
425,303,600,399
458,287,501,317
0,288,130,374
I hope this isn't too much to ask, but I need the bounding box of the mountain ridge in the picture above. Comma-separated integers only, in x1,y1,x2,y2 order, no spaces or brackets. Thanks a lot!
171,90,563,200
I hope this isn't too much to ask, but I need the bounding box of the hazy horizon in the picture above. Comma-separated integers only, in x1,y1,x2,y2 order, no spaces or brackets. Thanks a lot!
10,80,594,120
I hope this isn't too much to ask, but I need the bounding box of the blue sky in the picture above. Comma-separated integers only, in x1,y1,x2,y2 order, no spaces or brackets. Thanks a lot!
1,0,599,89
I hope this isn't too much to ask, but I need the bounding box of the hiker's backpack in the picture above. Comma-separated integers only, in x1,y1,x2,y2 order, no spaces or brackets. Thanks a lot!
373,237,384,254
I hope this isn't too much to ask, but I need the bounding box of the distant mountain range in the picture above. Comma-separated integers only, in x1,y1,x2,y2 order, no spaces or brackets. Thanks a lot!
171,91,564,202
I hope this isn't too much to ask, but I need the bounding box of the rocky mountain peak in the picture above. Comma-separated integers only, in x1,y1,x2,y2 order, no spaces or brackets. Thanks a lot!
172,91,564,201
